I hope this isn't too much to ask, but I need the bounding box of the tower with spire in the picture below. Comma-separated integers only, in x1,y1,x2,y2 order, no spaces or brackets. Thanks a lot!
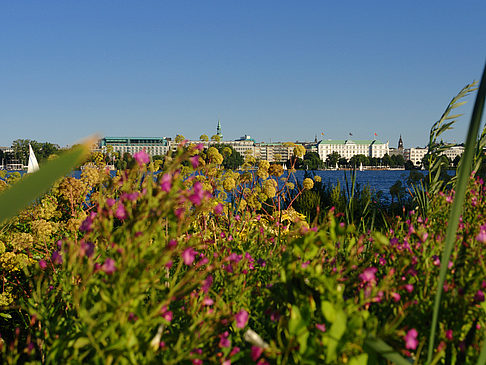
398,135,404,154
217,120,223,139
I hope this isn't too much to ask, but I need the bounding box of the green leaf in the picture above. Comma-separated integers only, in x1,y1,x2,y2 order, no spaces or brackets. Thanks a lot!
428,63,486,363
289,305,307,336
364,338,411,365
0,140,92,224
348,354,368,365
321,301,336,323
73,337,90,349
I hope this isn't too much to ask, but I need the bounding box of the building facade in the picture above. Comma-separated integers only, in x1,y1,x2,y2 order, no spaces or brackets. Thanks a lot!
99,137,170,157
317,139,389,161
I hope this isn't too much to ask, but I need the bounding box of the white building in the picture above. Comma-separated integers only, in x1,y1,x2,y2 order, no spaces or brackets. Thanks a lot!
317,139,389,161
99,137,170,157
404,147,428,166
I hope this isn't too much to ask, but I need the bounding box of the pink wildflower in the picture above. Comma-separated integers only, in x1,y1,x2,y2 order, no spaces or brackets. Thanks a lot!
102,258,116,275
404,284,414,293
214,203,223,215
189,182,204,206
106,198,116,207
161,306,173,322
202,297,214,306
182,248,197,265
359,267,377,284
168,239,177,249
474,290,485,302
446,330,453,341
476,230,486,244
251,346,263,361
391,292,401,302
404,328,418,350
114,203,127,220
235,309,249,329
316,323,326,332
38,259,47,269
219,331,231,348
160,174,172,192
190,155,200,169
51,251,63,265
133,150,150,166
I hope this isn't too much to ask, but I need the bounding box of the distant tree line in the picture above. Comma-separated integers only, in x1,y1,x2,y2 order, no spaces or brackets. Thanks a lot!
1,139,61,165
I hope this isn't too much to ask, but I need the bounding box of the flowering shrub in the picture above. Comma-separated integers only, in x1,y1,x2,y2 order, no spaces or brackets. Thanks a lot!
0,141,485,364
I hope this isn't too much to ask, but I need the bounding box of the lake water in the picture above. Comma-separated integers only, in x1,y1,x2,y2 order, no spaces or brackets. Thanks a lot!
3,169,455,202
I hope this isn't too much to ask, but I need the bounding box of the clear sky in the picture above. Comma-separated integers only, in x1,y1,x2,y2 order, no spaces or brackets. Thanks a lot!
1,1,485,148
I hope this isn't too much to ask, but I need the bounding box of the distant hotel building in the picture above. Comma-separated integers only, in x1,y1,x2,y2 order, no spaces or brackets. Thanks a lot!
317,139,389,161
404,145,464,166
99,137,170,156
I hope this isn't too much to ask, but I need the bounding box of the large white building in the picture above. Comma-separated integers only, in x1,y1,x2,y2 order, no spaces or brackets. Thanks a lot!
404,145,465,166
99,137,171,157
317,139,389,161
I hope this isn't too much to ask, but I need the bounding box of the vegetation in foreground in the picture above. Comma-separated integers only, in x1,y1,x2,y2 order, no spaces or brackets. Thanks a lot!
0,71,485,364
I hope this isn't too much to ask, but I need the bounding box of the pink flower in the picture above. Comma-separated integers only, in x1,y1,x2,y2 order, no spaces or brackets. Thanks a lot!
214,203,223,215
195,143,204,151
182,248,197,265
38,259,47,269
106,198,116,207
219,331,231,348
102,258,116,275
160,174,172,192
474,290,485,302
115,203,127,220
190,155,200,169
251,346,263,361
202,297,214,306
51,251,63,265
80,241,95,258
133,150,150,166
404,328,418,350
359,267,377,284
189,182,204,206
446,330,453,341
446,196,453,203
168,239,177,249
161,306,173,322
391,292,401,302
235,309,249,328
476,230,486,244
80,212,96,232
315,323,326,332
192,359,203,365
432,256,440,266
404,284,414,293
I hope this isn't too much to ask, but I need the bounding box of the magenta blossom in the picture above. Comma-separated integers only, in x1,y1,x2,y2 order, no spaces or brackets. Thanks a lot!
189,182,204,206
476,230,486,244
106,198,116,207
38,259,47,269
359,267,377,284
102,258,116,275
80,212,96,232
160,174,172,192
251,346,263,361
190,155,200,169
219,331,231,348
404,328,418,350
114,203,127,220
161,306,173,322
404,284,414,293
182,248,197,265
214,203,223,215
51,251,63,265
315,323,326,332
133,150,150,166
235,309,249,328
446,330,453,341
474,290,485,302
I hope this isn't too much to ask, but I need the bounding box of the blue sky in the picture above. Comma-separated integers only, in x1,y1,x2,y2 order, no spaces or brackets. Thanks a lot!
1,1,485,148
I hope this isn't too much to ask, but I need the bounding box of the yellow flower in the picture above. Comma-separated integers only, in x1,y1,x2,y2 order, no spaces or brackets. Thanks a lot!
293,145,306,158
257,168,269,180
223,177,236,191
258,160,270,170
286,182,295,190
263,179,277,198
268,164,284,177
303,178,314,190
314,175,322,183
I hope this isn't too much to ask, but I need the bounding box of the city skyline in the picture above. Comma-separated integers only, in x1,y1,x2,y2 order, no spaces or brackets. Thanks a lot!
1,1,485,147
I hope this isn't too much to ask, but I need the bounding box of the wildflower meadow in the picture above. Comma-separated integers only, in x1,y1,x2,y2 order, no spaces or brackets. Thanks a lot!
0,66,485,364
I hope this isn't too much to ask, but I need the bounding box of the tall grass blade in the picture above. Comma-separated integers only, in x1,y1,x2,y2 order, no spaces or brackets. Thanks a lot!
477,337,486,365
427,63,486,363
0,140,92,224
364,337,411,365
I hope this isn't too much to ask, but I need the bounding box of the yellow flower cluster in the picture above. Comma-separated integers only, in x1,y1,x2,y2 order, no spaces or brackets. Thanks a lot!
31,219,59,242
223,177,236,191
303,178,314,190
268,164,284,177
207,147,224,165
9,232,34,251
314,175,322,183
263,179,277,198
293,144,306,158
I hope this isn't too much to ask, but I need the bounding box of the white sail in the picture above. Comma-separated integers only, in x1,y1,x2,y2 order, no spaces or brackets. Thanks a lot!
359,162,363,171
27,144,39,173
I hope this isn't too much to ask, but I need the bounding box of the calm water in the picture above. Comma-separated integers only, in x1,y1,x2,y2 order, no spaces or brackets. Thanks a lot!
4,169,455,202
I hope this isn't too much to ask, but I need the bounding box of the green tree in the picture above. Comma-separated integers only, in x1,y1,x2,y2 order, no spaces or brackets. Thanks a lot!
303,152,323,170
200,134,209,142
175,135,185,144
213,144,243,169
325,152,340,168
211,135,221,142
338,157,348,167
391,154,405,167
381,154,392,167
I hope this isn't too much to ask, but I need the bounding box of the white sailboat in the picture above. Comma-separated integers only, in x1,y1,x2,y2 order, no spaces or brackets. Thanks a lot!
359,162,363,171
27,144,39,173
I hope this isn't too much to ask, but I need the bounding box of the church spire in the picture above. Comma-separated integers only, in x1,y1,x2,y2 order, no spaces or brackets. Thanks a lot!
217,120,223,139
